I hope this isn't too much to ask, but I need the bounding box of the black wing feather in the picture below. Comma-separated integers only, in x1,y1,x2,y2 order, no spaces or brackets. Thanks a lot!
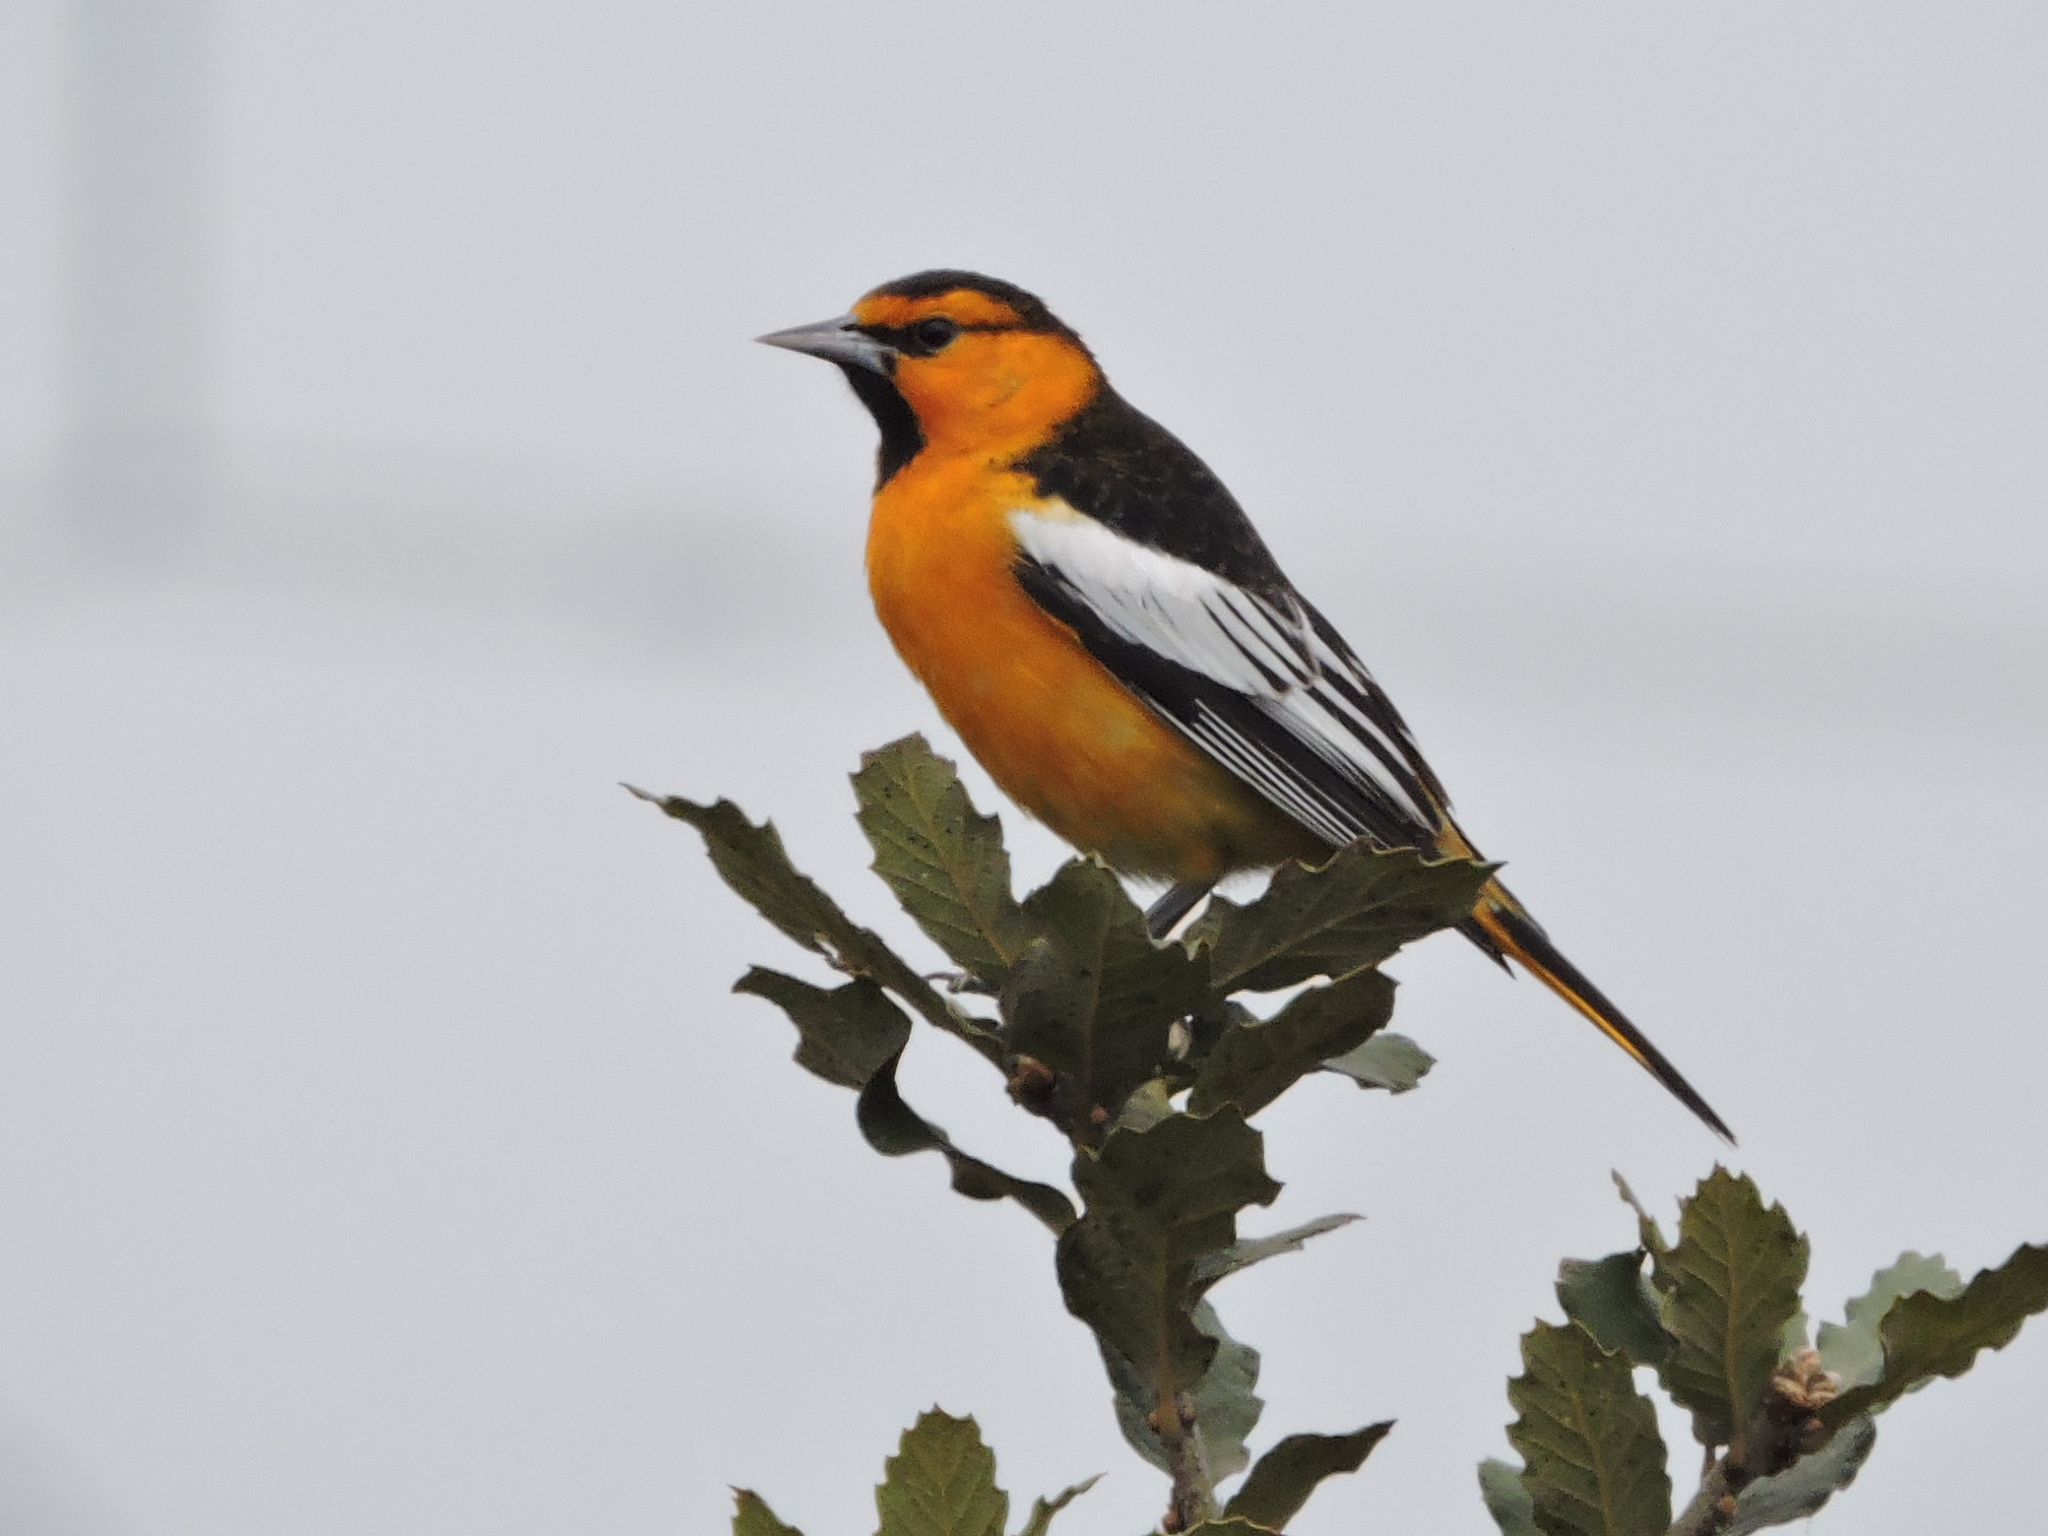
1012,386,1450,853
1017,385,1294,594
1014,556,1435,851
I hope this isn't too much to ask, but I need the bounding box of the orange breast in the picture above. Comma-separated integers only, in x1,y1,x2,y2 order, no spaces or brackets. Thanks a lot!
864,455,1319,880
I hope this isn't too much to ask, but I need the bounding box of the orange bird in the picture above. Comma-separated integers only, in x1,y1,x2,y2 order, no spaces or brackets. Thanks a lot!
761,270,1729,1139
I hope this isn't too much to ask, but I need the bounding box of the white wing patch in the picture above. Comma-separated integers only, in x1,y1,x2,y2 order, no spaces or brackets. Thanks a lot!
1008,507,1441,841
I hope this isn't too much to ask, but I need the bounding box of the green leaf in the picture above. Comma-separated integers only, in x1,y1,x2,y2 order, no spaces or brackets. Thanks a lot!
734,970,1071,1232
1192,1213,1362,1291
1106,1298,1265,1483
1777,1307,1810,1362
1725,1414,1876,1535
1179,1521,1272,1536
1058,1111,1280,1441
1189,969,1396,1118
1012,1475,1100,1536
633,787,1000,1061
1186,1303,1265,1483
1815,1251,1964,1390
1822,1242,2048,1426
1611,1173,1668,1260
1654,1169,1809,1454
876,1409,1008,1536
1005,860,1211,1134
1556,1252,1673,1369
1222,1423,1394,1530
853,736,1035,988
1478,1459,1540,1536
732,1489,804,1536
1187,844,1491,992
1319,1031,1434,1094
857,1051,1076,1234
1114,1078,1177,1134
1507,1321,1672,1536
733,968,912,1089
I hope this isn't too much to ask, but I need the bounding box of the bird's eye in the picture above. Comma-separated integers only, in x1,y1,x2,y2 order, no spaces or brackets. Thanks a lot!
912,317,961,351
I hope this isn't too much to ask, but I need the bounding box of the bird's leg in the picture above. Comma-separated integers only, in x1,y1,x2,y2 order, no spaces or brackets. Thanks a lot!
1144,880,1215,941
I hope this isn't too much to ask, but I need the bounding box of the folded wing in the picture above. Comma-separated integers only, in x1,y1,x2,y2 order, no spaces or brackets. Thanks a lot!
1009,508,1450,854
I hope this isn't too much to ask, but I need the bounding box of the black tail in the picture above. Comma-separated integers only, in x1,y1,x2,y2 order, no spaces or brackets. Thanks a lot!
1467,880,1734,1142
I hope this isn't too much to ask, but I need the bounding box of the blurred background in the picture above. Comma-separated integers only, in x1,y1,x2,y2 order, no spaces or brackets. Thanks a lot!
2,3,2044,1532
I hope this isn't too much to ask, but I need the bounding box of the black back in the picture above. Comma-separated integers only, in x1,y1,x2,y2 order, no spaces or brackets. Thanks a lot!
1016,385,1292,596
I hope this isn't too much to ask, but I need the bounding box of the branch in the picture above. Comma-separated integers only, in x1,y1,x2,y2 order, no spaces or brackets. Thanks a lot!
1152,1391,1216,1533
1666,1463,1735,1536
1665,1351,1839,1536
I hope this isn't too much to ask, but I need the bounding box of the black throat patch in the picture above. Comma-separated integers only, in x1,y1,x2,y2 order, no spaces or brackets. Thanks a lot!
839,363,924,488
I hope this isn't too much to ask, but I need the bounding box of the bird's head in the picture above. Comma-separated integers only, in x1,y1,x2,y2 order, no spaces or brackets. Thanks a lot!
759,271,1101,483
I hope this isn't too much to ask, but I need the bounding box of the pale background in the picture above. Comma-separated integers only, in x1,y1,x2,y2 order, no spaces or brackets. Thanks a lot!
1,4,2044,1533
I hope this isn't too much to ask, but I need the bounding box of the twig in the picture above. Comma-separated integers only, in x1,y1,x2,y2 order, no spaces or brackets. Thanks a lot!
1665,1351,1840,1536
1152,1391,1215,1533
1666,1462,1736,1536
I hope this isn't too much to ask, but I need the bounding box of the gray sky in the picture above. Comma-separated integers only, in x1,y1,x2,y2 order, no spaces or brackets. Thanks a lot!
1,4,2044,1533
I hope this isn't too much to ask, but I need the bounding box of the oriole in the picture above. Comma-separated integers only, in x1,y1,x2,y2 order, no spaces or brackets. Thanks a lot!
761,270,1730,1140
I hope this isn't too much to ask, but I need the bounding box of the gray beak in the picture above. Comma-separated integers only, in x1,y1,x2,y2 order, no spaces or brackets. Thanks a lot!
756,314,895,375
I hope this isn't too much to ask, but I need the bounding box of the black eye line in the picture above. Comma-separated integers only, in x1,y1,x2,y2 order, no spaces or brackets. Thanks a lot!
856,320,1012,345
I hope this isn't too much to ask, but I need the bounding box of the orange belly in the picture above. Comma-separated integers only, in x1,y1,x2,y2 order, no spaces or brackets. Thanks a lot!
864,456,1320,880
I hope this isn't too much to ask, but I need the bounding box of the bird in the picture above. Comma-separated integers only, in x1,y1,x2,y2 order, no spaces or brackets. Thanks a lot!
759,270,1731,1140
